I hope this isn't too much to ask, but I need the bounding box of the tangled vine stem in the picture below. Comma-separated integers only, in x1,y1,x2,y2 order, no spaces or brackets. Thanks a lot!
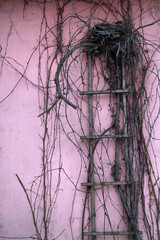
1,0,160,240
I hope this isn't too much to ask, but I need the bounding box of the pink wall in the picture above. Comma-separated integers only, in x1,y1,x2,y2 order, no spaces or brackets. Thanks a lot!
0,1,160,239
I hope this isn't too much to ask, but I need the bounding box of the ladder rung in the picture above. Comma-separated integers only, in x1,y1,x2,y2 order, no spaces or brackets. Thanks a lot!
83,231,136,236
81,134,132,140
81,181,130,186
80,89,132,95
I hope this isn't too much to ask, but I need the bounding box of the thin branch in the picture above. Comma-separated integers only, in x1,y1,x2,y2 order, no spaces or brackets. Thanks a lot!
15,174,42,240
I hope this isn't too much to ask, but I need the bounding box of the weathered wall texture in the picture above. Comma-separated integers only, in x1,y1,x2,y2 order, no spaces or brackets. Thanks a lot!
0,1,160,240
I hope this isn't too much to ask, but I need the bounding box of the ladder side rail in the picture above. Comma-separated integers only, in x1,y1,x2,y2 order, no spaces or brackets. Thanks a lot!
88,53,96,240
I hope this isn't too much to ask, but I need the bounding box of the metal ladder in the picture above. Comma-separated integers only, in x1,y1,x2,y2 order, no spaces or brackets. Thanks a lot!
80,53,138,239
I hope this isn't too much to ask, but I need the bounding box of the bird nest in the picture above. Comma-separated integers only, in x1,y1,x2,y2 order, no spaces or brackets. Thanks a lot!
85,22,133,56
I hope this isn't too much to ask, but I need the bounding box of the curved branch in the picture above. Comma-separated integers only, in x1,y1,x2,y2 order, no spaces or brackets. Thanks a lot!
38,41,95,117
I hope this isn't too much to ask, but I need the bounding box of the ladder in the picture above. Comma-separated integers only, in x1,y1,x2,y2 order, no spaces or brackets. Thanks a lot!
80,53,141,239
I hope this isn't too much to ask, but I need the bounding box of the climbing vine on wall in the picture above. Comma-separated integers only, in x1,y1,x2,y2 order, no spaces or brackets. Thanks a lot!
1,0,160,239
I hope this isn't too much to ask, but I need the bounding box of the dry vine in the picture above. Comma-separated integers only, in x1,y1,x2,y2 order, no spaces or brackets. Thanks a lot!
1,0,160,240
